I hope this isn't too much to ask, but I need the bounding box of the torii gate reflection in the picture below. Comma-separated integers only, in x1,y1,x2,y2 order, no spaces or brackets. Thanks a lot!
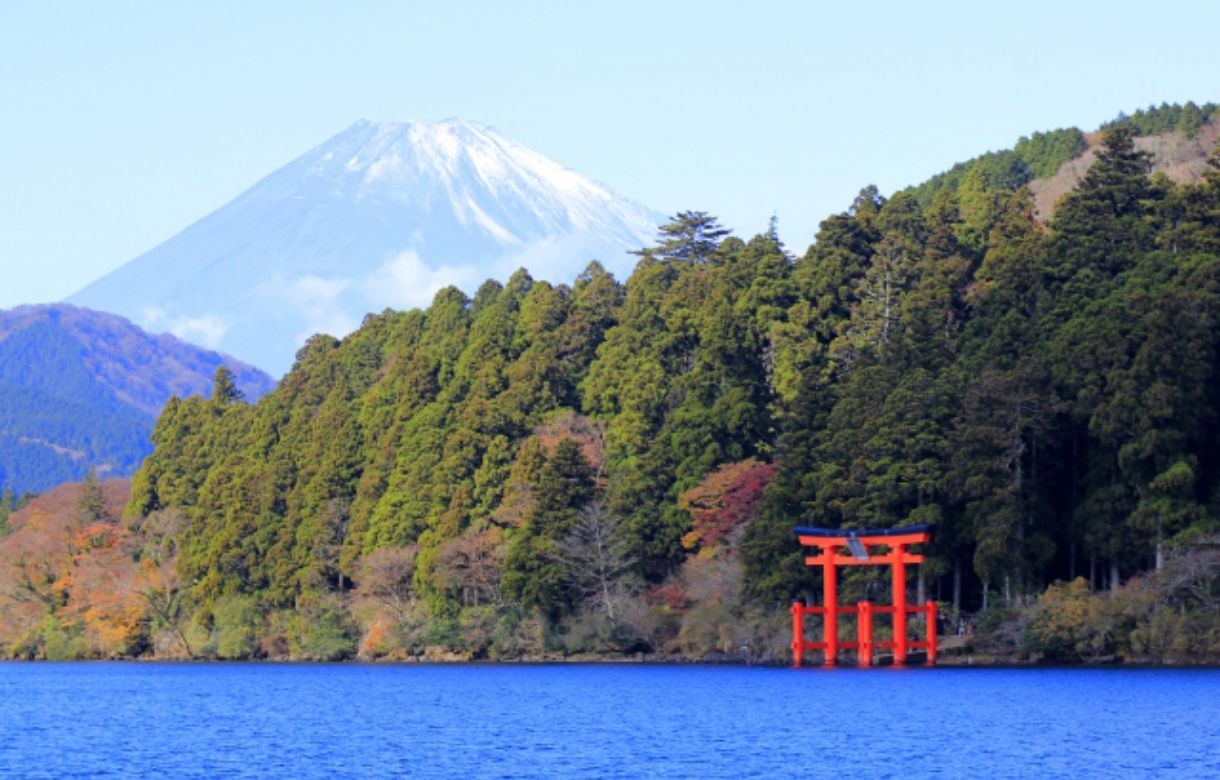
790,525,937,667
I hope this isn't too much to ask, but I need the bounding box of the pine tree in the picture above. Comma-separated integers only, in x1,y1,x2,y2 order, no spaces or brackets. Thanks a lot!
211,366,244,405
79,466,108,525
0,487,13,535
646,211,731,264
1049,126,1155,283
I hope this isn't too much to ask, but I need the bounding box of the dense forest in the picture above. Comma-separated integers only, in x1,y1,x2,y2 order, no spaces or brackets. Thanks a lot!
1102,101,1219,138
3,112,1219,663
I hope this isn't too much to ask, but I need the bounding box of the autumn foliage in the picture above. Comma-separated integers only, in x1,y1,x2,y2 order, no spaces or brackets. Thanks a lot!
0,478,145,659
679,459,779,553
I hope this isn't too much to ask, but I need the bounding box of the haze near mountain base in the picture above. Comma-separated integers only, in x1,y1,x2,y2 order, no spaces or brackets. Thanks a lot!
69,119,662,375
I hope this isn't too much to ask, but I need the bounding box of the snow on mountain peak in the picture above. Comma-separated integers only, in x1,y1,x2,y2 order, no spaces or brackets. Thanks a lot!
70,119,662,376
304,119,652,241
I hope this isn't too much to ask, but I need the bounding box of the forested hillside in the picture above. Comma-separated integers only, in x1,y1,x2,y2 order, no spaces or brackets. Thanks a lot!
4,112,1219,662
0,305,274,495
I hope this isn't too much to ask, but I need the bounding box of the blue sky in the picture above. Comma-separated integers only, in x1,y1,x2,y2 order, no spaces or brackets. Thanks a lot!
2,0,1217,308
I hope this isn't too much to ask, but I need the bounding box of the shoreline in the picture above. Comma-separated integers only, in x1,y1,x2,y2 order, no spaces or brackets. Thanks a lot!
4,652,1219,668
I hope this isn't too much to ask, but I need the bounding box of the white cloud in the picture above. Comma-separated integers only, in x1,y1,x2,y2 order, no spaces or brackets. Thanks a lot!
490,233,635,283
289,275,350,304
141,305,167,327
362,250,482,311
165,313,229,348
137,305,228,348
276,274,358,344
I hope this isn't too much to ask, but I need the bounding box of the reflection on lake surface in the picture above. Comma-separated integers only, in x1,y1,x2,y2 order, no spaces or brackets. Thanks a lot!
1,663,1217,778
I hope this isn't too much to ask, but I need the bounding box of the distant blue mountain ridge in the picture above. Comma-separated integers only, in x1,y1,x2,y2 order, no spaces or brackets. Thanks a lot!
0,304,274,496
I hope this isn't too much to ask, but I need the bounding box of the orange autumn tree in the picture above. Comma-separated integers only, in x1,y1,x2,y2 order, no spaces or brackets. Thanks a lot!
0,478,145,659
65,521,145,657
0,504,70,654
679,458,780,555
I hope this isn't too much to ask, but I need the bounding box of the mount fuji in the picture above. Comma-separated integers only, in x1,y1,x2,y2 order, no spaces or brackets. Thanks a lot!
70,120,662,375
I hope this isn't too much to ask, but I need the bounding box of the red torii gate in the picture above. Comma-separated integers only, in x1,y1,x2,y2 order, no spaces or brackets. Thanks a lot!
790,525,937,667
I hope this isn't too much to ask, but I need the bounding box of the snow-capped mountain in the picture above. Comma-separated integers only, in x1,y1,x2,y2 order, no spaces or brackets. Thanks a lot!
70,119,662,375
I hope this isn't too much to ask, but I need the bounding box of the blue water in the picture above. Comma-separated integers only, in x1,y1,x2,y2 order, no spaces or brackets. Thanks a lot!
1,664,1217,778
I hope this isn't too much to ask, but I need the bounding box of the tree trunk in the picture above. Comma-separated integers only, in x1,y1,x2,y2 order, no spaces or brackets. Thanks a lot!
1110,558,1120,591
1071,427,1079,508
952,557,962,613
1155,514,1164,572
1089,550,1097,592
1031,429,1038,482
1069,540,1076,581
602,576,615,622
917,572,926,605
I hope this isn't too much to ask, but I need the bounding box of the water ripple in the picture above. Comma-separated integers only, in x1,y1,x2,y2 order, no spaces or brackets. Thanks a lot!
0,664,1217,778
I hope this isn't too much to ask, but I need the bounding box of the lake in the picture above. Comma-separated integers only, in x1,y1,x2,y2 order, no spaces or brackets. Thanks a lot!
1,663,1217,778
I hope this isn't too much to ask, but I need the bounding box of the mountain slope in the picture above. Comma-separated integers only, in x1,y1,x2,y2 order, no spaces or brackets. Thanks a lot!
70,119,661,374
903,104,1220,222
1029,114,1220,219
0,304,274,495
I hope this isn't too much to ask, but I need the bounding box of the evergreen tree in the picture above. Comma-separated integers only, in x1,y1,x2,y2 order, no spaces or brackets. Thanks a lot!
211,366,244,405
0,487,13,535
79,466,108,525
1049,126,1155,284
646,211,731,264
503,439,595,612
